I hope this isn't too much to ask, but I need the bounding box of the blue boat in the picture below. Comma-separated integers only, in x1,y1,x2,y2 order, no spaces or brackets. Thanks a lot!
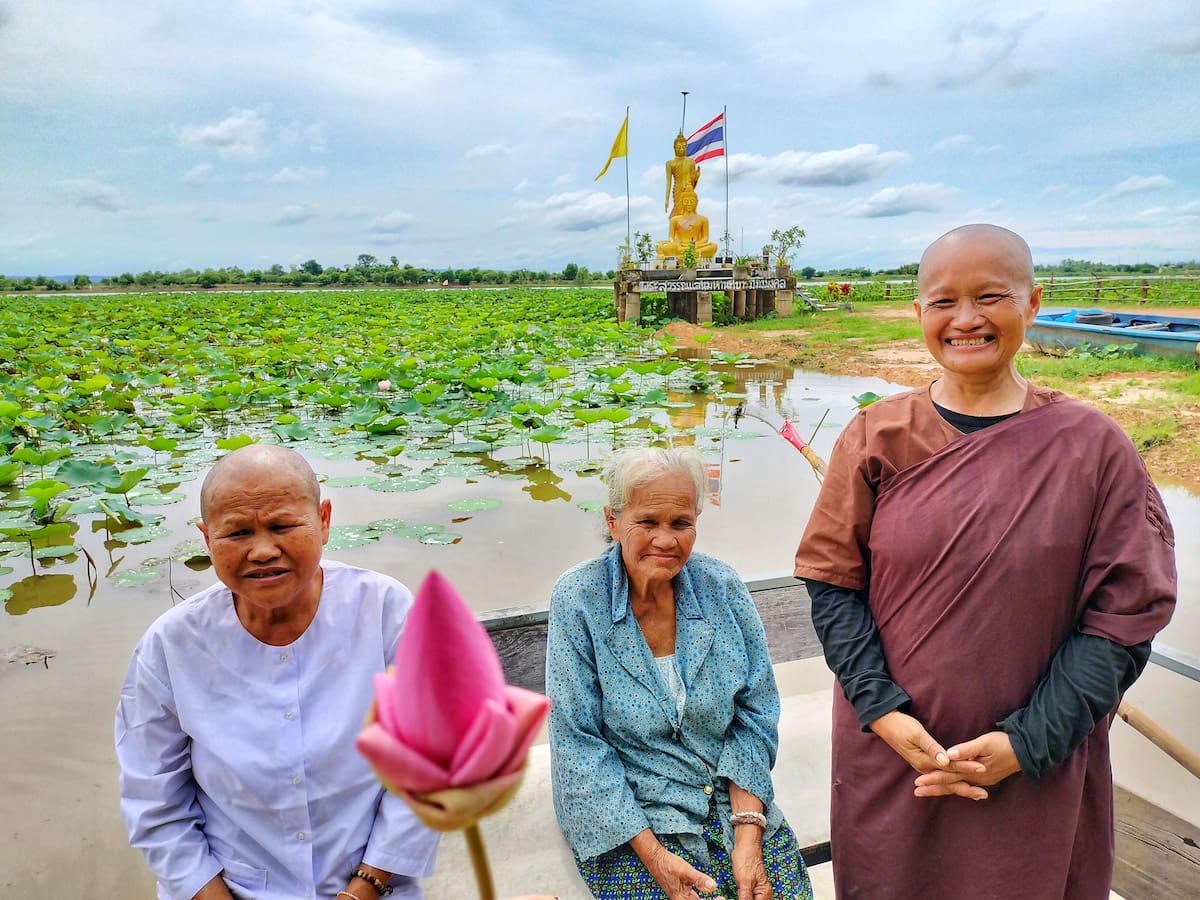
1025,308,1200,364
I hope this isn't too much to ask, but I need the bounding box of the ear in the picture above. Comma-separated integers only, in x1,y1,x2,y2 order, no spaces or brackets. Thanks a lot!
318,498,332,544
912,297,922,321
1026,285,1043,323
603,506,619,541
197,520,211,549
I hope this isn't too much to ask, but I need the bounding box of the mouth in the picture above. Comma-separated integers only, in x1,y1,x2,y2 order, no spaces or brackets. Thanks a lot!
244,567,288,580
945,336,994,347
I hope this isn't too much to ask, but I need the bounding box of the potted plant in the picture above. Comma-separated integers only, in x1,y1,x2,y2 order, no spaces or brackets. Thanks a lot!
633,230,654,270
680,240,699,281
770,225,806,277
733,254,754,280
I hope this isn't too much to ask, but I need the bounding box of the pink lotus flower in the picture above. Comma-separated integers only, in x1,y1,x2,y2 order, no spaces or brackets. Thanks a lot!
357,570,550,831
378,379,392,391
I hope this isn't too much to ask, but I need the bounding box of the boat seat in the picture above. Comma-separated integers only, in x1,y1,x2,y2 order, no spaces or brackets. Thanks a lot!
1124,323,1169,331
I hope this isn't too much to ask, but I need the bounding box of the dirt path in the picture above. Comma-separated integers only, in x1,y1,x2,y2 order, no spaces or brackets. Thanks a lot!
661,319,1200,493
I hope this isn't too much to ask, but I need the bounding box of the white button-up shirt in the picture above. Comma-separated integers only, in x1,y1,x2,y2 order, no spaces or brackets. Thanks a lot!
116,560,439,899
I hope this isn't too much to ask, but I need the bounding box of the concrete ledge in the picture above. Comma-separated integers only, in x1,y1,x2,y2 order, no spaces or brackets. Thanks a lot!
424,658,834,899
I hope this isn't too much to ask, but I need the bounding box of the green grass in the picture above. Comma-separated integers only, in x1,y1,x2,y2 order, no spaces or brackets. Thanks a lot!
1129,417,1179,451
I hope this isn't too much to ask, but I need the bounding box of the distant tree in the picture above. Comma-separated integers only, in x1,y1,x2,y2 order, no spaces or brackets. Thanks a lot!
800,266,816,279
562,262,579,281
118,272,136,286
246,269,264,284
73,274,91,289
356,253,378,270
198,270,220,289
390,255,399,267
267,264,286,278
605,269,616,280
300,259,323,276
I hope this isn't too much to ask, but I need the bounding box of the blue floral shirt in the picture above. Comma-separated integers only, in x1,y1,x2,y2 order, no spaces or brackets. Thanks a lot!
547,544,784,862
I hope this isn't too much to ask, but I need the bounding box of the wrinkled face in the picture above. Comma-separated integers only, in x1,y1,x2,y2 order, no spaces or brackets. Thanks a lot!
198,469,331,617
914,232,1041,379
606,472,699,587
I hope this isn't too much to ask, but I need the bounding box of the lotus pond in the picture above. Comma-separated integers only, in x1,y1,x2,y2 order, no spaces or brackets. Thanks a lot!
0,288,883,617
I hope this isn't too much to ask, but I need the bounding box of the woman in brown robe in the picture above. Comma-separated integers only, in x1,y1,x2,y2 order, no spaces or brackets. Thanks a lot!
794,224,1176,899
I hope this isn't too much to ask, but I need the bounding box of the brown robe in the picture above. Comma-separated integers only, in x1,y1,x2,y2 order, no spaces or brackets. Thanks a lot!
794,384,1176,900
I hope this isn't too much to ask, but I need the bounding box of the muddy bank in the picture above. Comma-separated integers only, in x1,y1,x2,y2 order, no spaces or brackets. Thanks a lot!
660,317,1200,493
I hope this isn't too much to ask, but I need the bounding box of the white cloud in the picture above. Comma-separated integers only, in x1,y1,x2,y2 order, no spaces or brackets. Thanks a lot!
465,141,519,160
931,134,973,153
513,178,530,193
181,108,267,158
1135,207,1169,220
368,211,415,243
546,112,604,131
726,145,910,187
272,204,317,226
181,163,214,185
62,178,122,212
933,14,1042,90
269,166,326,183
515,191,644,232
845,183,954,218
1093,174,1173,203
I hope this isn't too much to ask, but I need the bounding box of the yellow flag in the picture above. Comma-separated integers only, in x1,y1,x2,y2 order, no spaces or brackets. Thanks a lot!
594,113,629,181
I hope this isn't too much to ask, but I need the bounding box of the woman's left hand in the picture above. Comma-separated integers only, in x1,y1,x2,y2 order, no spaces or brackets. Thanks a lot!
912,730,1021,800
730,839,772,900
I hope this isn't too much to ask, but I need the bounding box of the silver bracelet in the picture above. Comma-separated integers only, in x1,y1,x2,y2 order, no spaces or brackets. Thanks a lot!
729,810,767,829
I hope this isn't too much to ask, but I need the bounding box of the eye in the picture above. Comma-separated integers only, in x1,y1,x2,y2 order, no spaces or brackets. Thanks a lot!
977,294,1002,304
928,298,955,308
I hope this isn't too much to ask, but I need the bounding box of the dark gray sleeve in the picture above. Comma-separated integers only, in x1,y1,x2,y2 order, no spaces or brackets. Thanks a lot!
1000,632,1151,780
804,578,911,731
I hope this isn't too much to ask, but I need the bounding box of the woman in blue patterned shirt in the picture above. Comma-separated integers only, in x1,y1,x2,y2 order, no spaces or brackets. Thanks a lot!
547,447,812,900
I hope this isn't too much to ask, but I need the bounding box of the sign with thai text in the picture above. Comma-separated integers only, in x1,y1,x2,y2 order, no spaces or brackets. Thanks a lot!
636,278,787,292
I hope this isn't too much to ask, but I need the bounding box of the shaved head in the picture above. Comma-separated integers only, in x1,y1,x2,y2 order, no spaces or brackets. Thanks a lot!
200,444,321,522
919,224,1035,292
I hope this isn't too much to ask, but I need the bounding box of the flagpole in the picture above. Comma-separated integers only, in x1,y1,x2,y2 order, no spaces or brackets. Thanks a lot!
680,91,689,133
723,104,730,261
624,105,631,254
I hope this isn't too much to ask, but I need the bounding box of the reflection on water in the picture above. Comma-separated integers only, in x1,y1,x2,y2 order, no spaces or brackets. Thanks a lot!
3,359,1196,639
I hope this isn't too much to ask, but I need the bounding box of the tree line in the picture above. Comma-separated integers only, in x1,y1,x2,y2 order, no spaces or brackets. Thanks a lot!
3,254,1195,292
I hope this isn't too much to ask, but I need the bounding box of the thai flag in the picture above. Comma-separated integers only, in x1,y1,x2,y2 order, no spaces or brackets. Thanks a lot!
686,113,725,164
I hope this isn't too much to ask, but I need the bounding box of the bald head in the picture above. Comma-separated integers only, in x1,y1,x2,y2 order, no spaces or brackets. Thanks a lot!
919,224,1035,293
200,444,321,523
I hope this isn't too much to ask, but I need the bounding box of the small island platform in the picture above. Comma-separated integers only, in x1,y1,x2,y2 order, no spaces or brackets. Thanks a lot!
614,265,797,324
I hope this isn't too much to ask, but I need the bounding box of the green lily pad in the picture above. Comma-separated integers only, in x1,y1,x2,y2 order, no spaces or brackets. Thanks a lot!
408,448,451,460
392,523,445,539
368,475,440,493
419,531,462,545
727,431,764,440
112,566,166,587
325,526,382,550
433,463,490,478
577,501,605,513
325,475,385,488
33,545,79,560
449,440,493,454
112,524,172,544
367,518,408,533
446,497,501,512
125,490,186,506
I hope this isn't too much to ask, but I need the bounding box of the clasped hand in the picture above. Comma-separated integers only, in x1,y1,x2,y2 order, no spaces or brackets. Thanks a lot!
869,710,1020,801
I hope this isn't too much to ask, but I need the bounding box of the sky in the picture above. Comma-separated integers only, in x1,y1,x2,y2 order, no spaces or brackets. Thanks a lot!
2,1,1199,276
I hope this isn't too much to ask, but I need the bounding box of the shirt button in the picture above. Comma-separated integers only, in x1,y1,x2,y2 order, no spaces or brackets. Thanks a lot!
297,831,306,841
285,710,295,720
292,775,302,785
704,785,714,796
280,652,289,662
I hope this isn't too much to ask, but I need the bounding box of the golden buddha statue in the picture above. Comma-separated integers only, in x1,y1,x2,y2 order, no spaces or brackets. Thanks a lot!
664,132,700,218
656,188,717,261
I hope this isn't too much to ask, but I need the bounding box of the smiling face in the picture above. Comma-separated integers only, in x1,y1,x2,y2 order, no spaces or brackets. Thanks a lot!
914,225,1042,383
198,453,331,636
605,471,699,593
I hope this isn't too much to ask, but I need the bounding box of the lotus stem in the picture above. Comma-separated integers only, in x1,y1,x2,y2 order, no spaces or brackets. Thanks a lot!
464,822,496,900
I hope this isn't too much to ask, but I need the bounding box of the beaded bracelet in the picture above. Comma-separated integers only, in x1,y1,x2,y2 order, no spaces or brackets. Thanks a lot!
350,868,393,896
729,810,768,829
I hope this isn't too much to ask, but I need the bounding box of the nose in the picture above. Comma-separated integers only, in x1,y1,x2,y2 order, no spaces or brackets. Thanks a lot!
950,299,983,327
247,531,282,562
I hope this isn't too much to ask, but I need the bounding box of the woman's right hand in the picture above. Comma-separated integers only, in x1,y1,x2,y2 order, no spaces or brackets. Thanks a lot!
869,710,986,777
630,829,721,899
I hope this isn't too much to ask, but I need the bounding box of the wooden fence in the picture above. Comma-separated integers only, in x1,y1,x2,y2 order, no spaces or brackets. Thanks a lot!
1040,275,1200,306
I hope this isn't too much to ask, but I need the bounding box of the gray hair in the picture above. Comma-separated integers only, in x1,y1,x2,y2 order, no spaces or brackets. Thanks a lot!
603,447,706,514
